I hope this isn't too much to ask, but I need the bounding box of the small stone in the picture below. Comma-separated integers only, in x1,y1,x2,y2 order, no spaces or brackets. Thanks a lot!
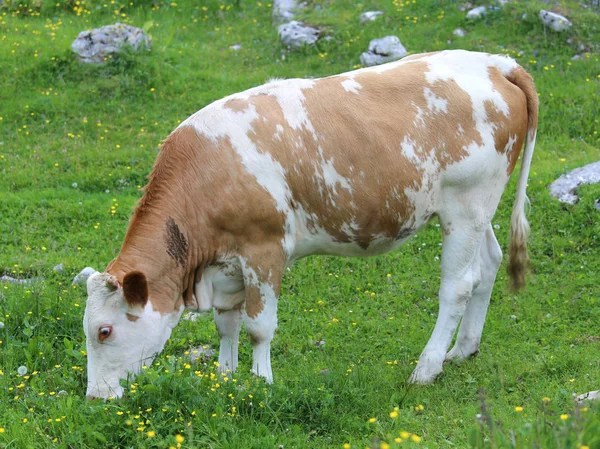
229,44,242,51
360,36,408,67
53,263,65,273
18,366,27,376
71,182,78,188
0,322,4,329
539,10,572,32
453,28,467,37
466,6,487,20
576,390,599,403
189,345,216,363
183,312,201,322
278,21,319,48
510,315,517,320
272,0,305,24
315,339,326,347
0,275,38,285
360,11,384,24
72,267,97,285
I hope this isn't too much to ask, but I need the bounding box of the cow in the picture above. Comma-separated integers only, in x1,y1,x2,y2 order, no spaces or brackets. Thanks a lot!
83,50,538,399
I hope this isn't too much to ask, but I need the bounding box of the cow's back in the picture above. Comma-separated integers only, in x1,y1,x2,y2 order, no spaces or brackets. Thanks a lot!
180,50,529,259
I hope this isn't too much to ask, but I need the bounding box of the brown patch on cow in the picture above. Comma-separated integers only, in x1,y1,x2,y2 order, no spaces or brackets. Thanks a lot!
224,98,249,113
165,217,188,268
486,67,528,175
126,312,140,322
241,60,481,250
244,284,265,319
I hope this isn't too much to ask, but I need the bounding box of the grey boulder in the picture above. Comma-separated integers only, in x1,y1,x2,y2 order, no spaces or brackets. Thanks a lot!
278,21,319,48
360,11,384,24
71,22,150,64
549,161,600,204
360,36,407,67
539,10,572,32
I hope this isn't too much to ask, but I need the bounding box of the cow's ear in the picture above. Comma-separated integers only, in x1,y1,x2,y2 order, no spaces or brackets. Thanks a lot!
122,271,149,308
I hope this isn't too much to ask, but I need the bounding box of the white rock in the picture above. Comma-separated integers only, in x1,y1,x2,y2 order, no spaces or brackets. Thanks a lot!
72,267,97,285
360,36,407,67
576,390,599,403
53,263,65,273
549,161,600,204
360,11,384,24
453,28,467,37
18,366,27,376
278,21,319,48
272,0,305,24
71,22,151,64
189,345,216,363
466,6,487,20
0,275,38,285
539,10,572,32
229,44,242,51
183,312,202,322
71,182,78,188
0,322,4,329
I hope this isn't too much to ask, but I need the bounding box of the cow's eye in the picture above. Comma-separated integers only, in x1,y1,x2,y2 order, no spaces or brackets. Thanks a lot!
98,325,113,342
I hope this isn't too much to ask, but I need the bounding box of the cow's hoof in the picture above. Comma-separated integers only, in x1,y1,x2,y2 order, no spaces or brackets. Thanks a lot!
445,345,479,363
408,365,442,385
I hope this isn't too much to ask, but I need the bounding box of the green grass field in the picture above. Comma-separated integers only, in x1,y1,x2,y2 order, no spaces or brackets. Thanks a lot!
1,0,599,447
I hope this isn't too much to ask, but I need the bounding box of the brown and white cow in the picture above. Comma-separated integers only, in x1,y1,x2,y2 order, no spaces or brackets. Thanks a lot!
83,50,538,399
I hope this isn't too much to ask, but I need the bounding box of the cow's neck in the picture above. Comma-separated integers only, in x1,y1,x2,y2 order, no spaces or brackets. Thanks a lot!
106,206,201,313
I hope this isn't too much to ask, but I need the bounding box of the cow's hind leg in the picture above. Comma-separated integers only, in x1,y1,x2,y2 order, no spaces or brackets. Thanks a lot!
214,305,243,373
446,224,502,362
409,221,485,384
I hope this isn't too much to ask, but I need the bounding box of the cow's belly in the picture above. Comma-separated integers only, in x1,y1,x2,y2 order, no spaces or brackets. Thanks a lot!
286,206,432,263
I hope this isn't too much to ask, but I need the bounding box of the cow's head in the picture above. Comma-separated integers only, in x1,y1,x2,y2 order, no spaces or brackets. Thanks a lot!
83,271,183,399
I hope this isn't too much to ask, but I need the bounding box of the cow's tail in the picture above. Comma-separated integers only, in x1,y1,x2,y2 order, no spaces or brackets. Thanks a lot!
505,65,538,291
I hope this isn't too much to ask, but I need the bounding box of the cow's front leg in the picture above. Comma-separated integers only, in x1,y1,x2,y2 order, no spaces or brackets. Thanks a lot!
214,305,243,373
239,248,284,384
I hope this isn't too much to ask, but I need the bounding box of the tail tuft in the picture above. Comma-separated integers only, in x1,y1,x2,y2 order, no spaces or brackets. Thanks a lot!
507,208,530,291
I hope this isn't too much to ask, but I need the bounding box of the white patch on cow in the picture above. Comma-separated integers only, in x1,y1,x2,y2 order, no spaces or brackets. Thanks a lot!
194,263,245,312
273,124,285,141
315,147,353,202
401,135,419,162
260,78,317,138
341,78,362,94
84,272,183,399
504,134,518,153
423,87,448,114
457,123,465,136
413,104,426,128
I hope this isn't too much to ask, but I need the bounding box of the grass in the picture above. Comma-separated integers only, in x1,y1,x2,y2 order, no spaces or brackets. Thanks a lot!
0,0,599,447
